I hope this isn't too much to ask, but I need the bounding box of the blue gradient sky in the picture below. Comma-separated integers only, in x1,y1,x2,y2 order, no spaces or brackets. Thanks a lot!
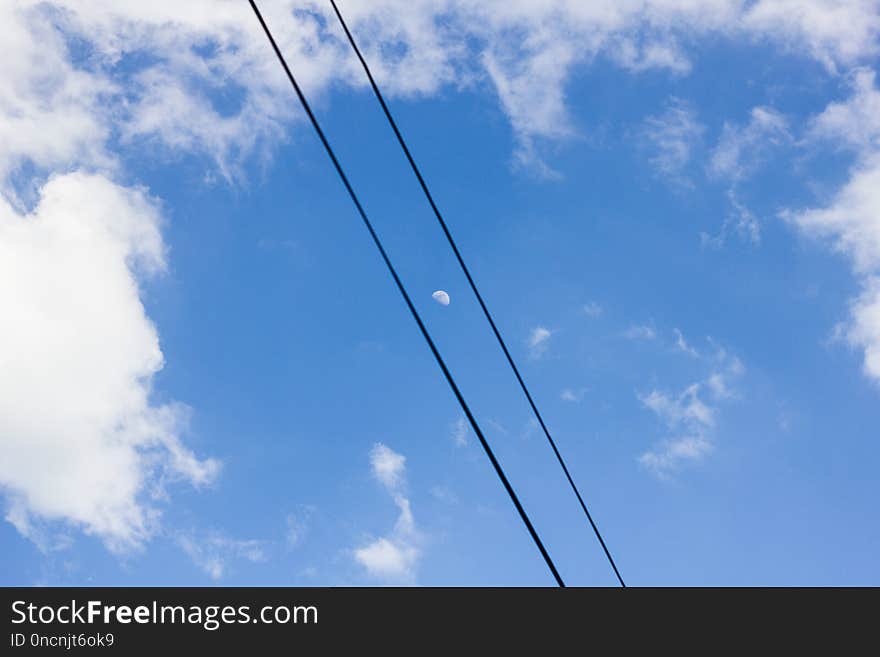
2,1,879,586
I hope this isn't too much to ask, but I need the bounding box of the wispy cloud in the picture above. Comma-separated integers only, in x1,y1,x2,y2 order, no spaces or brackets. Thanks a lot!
638,346,744,479
623,325,657,341
701,190,763,248
527,326,553,359
485,419,509,436
709,106,790,182
560,388,588,403
702,107,790,246
430,485,458,505
673,328,699,357
641,98,705,185
583,301,604,318
520,417,541,441
353,444,421,583
176,531,265,581
286,505,316,548
450,416,469,447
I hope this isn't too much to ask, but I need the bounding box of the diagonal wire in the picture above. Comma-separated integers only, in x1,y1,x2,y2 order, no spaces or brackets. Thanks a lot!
248,0,565,587
327,0,625,587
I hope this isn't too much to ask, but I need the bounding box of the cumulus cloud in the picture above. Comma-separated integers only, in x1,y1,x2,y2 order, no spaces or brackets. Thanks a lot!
638,345,743,478
472,0,880,169
4,0,880,553
2,0,878,188
845,280,880,381
808,68,880,149
369,443,407,490
787,156,880,274
741,0,880,72
0,172,219,552
476,0,879,169
0,1,876,193
784,69,880,384
353,443,421,582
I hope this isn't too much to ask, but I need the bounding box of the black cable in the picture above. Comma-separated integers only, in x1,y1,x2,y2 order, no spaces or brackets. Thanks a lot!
327,0,625,587
248,0,564,587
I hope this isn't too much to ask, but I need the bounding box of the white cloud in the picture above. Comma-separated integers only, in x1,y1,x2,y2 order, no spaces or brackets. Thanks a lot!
430,485,458,505
471,0,880,168
4,0,880,554
742,0,880,72
640,383,715,429
809,69,880,149
710,106,790,181
527,326,552,359
811,68,880,147
673,328,699,357
623,324,657,341
706,107,788,245
488,0,880,169
784,70,880,384
727,192,762,244
483,37,577,175
612,36,692,75
520,417,541,441
638,346,743,478
0,2,115,203
641,98,705,183
583,301,603,318
701,190,763,248
0,172,219,552
286,505,316,548
369,442,407,491
529,327,552,344
2,0,879,191
639,435,713,479
0,1,877,200
845,279,880,381
560,388,588,402
354,443,421,582
176,531,265,580
352,534,420,581
450,416,469,447
485,418,509,436
788,155,880,275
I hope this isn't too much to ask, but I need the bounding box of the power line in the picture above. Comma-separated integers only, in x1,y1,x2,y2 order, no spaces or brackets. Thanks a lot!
327,0,625,587
248,0,564,587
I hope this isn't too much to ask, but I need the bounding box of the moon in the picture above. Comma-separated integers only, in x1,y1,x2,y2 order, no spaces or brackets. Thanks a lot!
432,290,450,306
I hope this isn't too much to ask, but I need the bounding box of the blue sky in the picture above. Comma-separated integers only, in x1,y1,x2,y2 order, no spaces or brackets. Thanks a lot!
2,1,880,586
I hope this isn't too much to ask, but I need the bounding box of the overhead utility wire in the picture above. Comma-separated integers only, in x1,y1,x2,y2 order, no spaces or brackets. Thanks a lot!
327,0,625,587
248,0,564,587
